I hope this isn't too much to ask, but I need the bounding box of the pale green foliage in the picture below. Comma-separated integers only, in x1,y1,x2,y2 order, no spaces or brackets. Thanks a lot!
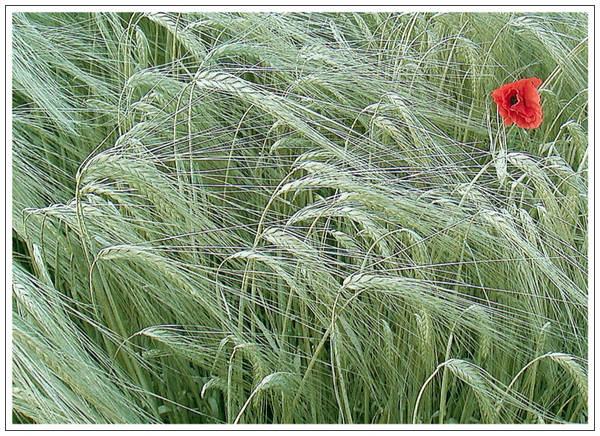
12,11,587,424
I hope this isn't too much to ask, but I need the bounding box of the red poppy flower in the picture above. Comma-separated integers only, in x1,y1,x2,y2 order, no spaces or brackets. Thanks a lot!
491,77,543,129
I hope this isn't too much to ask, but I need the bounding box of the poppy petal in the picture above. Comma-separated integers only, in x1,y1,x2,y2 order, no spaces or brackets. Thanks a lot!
491,77,543,129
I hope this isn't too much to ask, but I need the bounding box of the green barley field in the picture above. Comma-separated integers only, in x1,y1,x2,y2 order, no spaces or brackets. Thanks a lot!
11,11,588,425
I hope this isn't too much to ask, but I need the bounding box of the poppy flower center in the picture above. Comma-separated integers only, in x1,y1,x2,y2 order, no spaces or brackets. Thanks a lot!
509,93,519,106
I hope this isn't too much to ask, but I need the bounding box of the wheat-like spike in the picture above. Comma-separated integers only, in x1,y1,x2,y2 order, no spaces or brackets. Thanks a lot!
445,359,500,423
145,12,207,60
547,353,588,404
234,372,300,424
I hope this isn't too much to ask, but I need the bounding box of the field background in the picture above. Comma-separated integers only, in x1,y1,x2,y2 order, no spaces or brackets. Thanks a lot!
12,11,588,424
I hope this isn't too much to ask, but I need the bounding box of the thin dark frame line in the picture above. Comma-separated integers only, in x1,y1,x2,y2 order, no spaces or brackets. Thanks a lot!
5,5,595,431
